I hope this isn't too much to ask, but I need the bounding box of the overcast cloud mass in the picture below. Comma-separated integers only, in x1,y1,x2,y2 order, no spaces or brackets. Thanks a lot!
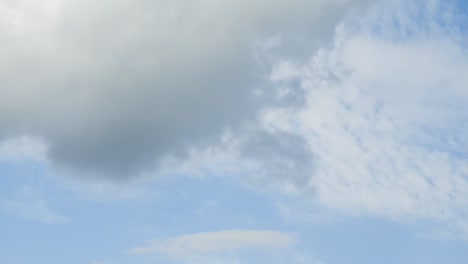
0,0,369,179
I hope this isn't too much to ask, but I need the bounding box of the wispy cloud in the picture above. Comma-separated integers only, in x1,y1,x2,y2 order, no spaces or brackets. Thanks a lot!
267,0,468,237
0,136,48,163
0,187,67,224
130,230,297,257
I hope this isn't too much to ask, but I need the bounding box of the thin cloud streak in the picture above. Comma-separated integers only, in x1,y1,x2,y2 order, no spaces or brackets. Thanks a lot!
0,187,67,224
130,229,297,256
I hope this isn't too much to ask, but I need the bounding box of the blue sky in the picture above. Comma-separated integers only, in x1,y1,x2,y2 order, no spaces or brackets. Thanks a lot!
1,0,468,263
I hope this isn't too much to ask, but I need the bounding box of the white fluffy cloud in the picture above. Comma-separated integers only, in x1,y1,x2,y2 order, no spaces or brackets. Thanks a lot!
267,0,468,236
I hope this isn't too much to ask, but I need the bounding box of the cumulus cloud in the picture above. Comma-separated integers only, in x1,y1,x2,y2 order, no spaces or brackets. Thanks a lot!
267,0,468,236
5,0,467,242
0,0,369,180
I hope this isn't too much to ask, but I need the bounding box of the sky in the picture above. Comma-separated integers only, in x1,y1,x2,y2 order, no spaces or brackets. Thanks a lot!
1,0,468,263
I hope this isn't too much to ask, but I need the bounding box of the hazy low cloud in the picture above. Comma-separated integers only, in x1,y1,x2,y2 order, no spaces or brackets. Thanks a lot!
0,0,369,180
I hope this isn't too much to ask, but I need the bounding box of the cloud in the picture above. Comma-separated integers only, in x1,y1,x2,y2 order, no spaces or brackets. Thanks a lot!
129,230,297,256
266,0,468,236
0,0,369,180
0,186,67,224
129,229,322,264
0,135,48,163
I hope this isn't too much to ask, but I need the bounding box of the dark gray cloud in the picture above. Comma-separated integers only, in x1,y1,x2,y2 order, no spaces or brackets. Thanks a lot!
0,0,370,180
